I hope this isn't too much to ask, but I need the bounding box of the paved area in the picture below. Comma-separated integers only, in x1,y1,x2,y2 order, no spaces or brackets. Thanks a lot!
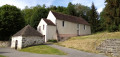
0,45,107,57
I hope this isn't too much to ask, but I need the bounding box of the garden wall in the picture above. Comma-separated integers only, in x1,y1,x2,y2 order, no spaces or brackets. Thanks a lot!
0,41,10,47
97,39,120,57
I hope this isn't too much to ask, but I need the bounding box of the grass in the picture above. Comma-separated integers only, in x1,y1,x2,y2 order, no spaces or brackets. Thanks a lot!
56,32,120,53
0,55,6,57
20,45,66,55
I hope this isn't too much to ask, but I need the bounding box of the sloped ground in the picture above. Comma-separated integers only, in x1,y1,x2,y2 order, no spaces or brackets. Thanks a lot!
56,32,120,56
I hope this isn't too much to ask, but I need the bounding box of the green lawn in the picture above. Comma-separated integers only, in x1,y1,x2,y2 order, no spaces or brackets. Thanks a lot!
0,55,6,57
20,45,66,55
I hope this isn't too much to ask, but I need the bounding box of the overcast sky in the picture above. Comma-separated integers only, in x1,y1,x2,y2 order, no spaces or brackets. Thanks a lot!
0,0,105,13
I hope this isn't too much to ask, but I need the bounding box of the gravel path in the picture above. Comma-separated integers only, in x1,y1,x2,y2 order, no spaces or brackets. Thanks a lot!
0,45,107,57
49,45,107,57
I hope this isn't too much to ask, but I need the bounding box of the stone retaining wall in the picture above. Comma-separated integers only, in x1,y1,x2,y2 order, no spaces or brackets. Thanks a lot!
97,39,120,57
0,41,10,47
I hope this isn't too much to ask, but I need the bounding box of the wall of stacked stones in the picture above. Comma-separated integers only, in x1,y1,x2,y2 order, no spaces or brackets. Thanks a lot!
97,39,120,57
0,41,10,47
22,36,44,48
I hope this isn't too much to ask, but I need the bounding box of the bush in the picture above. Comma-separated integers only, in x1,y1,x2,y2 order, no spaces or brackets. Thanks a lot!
108,25,118,32
119,24,120,31
47,39,57,43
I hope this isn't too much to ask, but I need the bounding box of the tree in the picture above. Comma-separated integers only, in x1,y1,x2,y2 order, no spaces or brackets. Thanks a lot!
89,3,99,33
67,2,76,16
56,6,67,14
99,9,106,31
0,4,25,40
22,6,33,25
74,3,90,21
103,0,120,32
47,5,57,11
30,7,48,28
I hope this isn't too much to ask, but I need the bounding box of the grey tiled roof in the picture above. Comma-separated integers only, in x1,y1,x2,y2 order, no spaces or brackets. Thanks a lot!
51,11,90,25
13,25,43,37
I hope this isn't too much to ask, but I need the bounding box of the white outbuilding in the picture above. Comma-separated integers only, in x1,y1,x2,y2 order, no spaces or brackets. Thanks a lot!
11,25,44,50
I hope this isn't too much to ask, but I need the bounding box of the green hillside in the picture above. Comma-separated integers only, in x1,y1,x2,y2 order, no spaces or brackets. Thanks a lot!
57,32,120,53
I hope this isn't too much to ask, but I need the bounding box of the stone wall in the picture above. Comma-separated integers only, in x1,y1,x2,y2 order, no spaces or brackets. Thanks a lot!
0,41,10,47
22,36,44,48
97,39,120,57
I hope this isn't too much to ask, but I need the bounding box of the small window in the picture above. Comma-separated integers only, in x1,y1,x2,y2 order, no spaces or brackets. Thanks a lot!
39,26,41,31
84,25,86,30
62,21,64,27
43,25,44,30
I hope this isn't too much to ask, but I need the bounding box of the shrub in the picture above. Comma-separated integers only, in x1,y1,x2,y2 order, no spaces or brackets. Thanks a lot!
108,25,117,32
47,39,57,43
119,24,120,31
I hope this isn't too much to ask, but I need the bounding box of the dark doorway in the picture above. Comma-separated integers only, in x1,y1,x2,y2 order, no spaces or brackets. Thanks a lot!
15,40,18,49
77,30,80,36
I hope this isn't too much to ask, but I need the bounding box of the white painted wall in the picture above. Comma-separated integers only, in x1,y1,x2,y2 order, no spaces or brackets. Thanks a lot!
47,11,56,24
37,19,47,42
56,19,78,34
11,36,22,49
79,24,91,35
46,25,57,41
56,19,91,36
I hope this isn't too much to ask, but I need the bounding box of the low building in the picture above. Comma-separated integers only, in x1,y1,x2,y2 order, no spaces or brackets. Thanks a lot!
11,25,44,50
37,11,91,42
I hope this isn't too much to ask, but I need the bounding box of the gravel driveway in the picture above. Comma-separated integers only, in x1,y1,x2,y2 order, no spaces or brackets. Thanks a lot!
0,45,107,57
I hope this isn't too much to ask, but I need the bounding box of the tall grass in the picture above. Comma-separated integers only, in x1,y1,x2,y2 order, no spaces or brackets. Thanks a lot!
57,32,120,53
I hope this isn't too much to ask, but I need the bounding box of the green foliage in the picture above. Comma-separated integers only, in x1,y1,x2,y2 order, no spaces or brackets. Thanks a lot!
67,2,76,16
22,6,33,25
0,4,25,40
101,0,120,32
108,24,118,32
118,24,120,31
88,3,99,33
47,39,57,43
30,7,48,28
22,5,48,28
74,4,90,21
20,45,66,55
47,5,67,14
99,9,106,31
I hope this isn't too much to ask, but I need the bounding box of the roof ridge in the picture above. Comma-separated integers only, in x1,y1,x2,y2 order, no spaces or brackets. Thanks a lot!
21,25,28,36
42,18,56,26
51,11,79,19
13,25,43,37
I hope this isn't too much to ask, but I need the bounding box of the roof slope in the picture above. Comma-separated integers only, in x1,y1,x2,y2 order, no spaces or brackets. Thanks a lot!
13,25,43,37
43,18,56,26
51,11,90,25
